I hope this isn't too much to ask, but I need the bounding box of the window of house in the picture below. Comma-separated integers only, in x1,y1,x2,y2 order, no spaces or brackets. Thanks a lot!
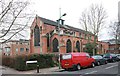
5,47,10,53
5,47,10,56
26,48,29,52
16,48,18,52
20,48,24,52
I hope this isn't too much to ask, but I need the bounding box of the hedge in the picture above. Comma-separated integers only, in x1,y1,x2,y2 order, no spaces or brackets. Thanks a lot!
2,54,59,71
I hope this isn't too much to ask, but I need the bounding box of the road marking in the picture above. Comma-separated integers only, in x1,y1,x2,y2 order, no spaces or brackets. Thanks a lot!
85,71,97,74
105,65,118,69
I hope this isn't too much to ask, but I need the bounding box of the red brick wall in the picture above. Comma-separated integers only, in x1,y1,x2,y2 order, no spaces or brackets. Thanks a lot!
30,17,109,54
108,44,120,53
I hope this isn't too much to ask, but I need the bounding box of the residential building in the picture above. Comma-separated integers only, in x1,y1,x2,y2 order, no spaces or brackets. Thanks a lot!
2,39,30,57
102,39,120,53
97,41,109,54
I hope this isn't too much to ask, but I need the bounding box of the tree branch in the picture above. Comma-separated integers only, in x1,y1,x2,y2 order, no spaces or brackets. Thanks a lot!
0,0,13,20
0,2,27,38
1,17,30,44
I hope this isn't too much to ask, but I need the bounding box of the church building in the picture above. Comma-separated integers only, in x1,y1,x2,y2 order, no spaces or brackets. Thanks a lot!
30,16,109,55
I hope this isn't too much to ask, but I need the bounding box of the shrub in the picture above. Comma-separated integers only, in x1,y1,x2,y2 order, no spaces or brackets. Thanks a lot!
2,54,59,71
14,55,26,71
2,56,14,68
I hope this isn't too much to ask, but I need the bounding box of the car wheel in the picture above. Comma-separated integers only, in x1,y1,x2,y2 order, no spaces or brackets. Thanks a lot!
64,68,69,71
76,64,81,70
105,61,108,64
97,62,100,66
91,62,95,68
112,59,115,62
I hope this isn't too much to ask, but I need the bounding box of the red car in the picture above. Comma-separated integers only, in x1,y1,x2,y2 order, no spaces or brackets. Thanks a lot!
60,52,95,70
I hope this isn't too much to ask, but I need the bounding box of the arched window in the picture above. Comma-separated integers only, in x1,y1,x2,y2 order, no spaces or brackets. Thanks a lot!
46,33,50,48
52,38,59,52
76,41,80,52
34,26,40,46
66,39,72,53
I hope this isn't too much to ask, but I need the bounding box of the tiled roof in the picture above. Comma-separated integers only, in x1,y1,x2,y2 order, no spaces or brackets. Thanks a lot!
39,16,94,35
65,25,93,35
39,17,58,26
101,39,120,44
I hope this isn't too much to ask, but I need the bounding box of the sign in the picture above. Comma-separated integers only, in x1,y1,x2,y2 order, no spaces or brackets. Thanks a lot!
26,60,37,65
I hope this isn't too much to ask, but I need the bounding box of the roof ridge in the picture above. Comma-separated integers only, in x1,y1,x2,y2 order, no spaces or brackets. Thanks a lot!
38,16,94,35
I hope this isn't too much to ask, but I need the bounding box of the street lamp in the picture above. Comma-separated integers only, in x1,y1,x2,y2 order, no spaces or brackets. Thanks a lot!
58,13,66,69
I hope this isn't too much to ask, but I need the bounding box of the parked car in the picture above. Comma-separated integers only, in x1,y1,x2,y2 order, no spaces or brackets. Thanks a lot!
60,52,95,70
92,55,107,66
116,54,120,60
103,53,119,62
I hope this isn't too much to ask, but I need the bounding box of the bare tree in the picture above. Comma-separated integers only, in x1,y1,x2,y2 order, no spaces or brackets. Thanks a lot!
79,4,107,55
79,9,89,32
109,22,120,40
108,21,120,53
0,0,33,44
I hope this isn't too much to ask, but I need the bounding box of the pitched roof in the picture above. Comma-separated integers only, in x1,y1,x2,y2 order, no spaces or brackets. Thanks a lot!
101,39,120,44
39,16,94,35
39,17,58,26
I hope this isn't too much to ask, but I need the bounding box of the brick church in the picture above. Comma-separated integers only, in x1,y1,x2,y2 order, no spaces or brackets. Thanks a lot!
30,15,109,55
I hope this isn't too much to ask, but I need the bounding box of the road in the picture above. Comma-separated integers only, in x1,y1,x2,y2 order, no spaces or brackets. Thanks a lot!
52,61,120,74
1,62,120,76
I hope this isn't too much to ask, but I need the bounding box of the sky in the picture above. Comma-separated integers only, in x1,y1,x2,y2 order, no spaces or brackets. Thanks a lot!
27,0,119,40
26,0,120,40
31,0,119,22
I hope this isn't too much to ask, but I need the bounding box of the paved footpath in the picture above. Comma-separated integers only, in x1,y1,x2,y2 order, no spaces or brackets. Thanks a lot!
0,65,61,74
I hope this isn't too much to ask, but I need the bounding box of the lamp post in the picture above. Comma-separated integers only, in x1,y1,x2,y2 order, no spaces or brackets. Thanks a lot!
58,9,66,69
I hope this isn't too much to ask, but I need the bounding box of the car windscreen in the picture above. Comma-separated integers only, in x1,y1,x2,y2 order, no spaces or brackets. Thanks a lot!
62,54,72,60
103,54,110,57
92,56,98,59
111,54,116,57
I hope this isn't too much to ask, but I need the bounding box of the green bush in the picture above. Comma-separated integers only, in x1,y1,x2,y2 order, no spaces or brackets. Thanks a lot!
14,55,26,71
2,56,14,68
2,54,59,71
84,43,94,55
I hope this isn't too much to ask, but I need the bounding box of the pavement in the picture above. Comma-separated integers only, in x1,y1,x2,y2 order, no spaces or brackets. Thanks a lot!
1,62,119,75
1,65,62,74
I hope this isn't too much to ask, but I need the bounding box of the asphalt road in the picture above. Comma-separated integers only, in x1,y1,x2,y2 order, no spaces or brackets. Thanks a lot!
52,61,120,74
2,61,120,76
